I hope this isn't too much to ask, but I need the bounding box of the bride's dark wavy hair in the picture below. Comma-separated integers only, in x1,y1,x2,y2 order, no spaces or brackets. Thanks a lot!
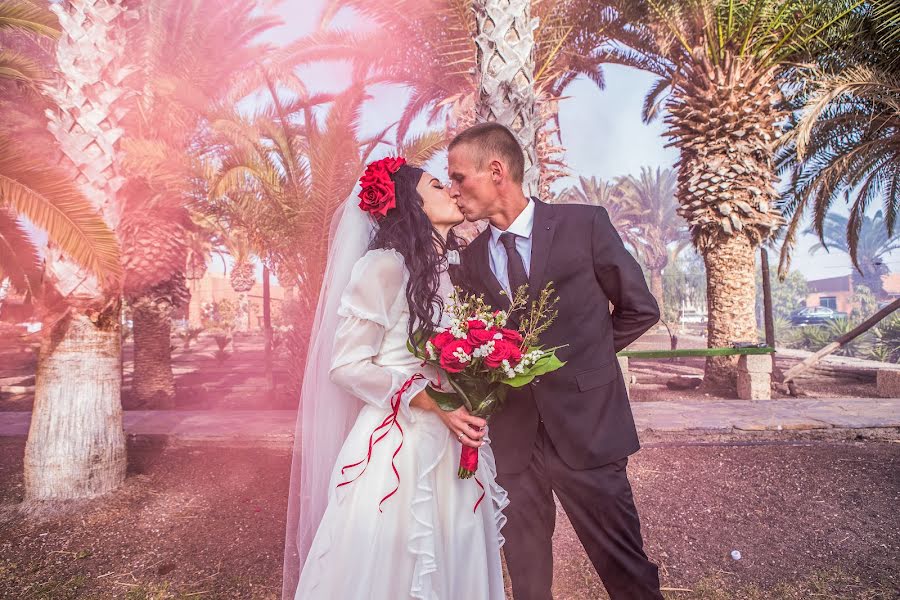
369,163,463,345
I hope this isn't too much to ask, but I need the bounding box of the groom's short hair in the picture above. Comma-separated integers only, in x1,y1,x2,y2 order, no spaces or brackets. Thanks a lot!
449,122,525,184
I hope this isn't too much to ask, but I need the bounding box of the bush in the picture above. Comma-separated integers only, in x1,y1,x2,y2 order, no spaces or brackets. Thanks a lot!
201,299,238,334
871,313,900,363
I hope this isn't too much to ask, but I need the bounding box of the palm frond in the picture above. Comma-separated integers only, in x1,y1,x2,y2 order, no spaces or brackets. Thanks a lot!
0,140,121,285
0,0,59,38
0,208,41,296
397,129,448,166
0,49,46,84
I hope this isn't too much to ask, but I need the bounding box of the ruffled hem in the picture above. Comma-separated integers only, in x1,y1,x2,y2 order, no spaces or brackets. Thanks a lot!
303,374,430,595
408,430,508,600
478,432,510,549
408,425,449,600
300,399,508,600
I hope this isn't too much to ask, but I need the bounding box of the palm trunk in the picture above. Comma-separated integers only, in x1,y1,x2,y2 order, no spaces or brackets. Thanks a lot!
649,268,664,312
702,234,758,387
472,0,541,195
25,313,127,501
666,58,785,386
263,265,274,400
130,295,175,408
29,0,133,500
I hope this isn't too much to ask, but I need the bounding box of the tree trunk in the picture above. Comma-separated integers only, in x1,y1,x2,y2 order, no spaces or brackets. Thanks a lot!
263,265,275,401
760,247,775,348
703,234,759,387
25,313,127,501
472,0,541,195
130,295,175,408
649,268,664,313
665,59,785,387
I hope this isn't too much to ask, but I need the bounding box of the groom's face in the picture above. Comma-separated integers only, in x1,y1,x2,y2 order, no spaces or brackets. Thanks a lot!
447,143,497,222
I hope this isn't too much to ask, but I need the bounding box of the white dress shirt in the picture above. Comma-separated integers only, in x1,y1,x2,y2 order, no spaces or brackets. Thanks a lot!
488,199,535,297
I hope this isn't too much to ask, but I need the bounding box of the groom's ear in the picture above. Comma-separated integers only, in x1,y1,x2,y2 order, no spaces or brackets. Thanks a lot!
489,158,504,184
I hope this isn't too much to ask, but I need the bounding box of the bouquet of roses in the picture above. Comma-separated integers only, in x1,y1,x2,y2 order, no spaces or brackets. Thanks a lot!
410,284,565,478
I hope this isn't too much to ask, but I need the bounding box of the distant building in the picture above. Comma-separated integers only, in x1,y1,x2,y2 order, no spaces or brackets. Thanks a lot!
186,272,286,331
806,273,900,313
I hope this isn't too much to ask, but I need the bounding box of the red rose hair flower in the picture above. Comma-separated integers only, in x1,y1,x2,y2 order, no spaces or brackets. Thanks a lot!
358,156,407,219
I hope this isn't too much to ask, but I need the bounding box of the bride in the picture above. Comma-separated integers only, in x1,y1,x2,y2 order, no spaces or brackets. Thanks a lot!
281,157,508,599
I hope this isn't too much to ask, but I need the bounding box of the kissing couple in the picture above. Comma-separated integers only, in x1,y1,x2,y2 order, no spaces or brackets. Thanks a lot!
282,122,663,600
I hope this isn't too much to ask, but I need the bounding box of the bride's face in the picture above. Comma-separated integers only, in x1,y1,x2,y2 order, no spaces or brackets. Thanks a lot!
417,172,464,228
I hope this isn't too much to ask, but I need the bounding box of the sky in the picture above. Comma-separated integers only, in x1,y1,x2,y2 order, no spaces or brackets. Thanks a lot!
14,0,897,326
223,0,899,283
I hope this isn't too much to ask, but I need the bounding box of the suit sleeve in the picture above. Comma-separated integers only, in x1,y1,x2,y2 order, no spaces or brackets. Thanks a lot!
591,206,660,352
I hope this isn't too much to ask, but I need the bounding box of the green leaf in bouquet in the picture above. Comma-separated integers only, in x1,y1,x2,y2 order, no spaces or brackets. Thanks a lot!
426,385,464,412
408,328,437,362
502,352,566,388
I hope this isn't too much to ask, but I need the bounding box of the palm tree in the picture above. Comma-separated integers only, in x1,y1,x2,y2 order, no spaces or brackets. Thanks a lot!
0,141,122,299
807,211,899,298
610,0,860,385
471,0,541,192
209,84,376,391
776,2,899,276
0,2,120,301
209,78,447,392
223,229,255,332
26,0,135,502
560,175,642,249
304,0,628,196
113,0,279,408
25,0,279,500
615,167,687,310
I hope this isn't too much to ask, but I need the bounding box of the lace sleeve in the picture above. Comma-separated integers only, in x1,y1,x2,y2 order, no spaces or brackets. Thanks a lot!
329,249,427,422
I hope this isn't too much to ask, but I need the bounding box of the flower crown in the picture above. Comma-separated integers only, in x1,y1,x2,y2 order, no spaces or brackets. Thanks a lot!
357,156,406,219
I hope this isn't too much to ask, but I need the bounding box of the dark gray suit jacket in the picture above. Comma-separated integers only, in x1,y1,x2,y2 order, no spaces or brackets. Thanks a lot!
454,199,660,474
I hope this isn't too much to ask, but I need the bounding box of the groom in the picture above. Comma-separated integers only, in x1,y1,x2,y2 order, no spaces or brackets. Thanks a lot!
448,123,663,600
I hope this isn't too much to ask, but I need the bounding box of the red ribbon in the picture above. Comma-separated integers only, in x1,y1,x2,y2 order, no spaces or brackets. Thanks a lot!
336,374,424,512
473,476,485,513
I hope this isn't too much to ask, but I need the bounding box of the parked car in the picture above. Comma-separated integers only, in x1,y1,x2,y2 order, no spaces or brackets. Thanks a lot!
790,306,847,326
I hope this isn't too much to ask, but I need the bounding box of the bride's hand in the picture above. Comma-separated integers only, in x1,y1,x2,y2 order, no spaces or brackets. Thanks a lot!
410,389,487,448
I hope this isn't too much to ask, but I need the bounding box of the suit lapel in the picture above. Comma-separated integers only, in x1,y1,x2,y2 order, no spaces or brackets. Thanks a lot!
528,198,556,303
472,229,509,310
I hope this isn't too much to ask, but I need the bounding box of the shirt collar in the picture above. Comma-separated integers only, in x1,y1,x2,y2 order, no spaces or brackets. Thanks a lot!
489,198,535,246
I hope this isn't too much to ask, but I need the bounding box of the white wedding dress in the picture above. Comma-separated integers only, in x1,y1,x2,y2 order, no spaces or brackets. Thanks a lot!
293,248,508,600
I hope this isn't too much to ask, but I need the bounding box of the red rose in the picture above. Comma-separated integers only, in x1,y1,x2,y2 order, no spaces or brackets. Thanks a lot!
357,156,406,219
440,339,472,373
357,180,396,219
359,162,387,188
381,156,406,173
499,328,523,346
466,320,495,346
430,330,456,351
484,339,522,369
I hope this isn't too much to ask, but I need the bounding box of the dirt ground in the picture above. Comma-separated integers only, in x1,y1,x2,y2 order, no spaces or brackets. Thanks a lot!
1,437,897,599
